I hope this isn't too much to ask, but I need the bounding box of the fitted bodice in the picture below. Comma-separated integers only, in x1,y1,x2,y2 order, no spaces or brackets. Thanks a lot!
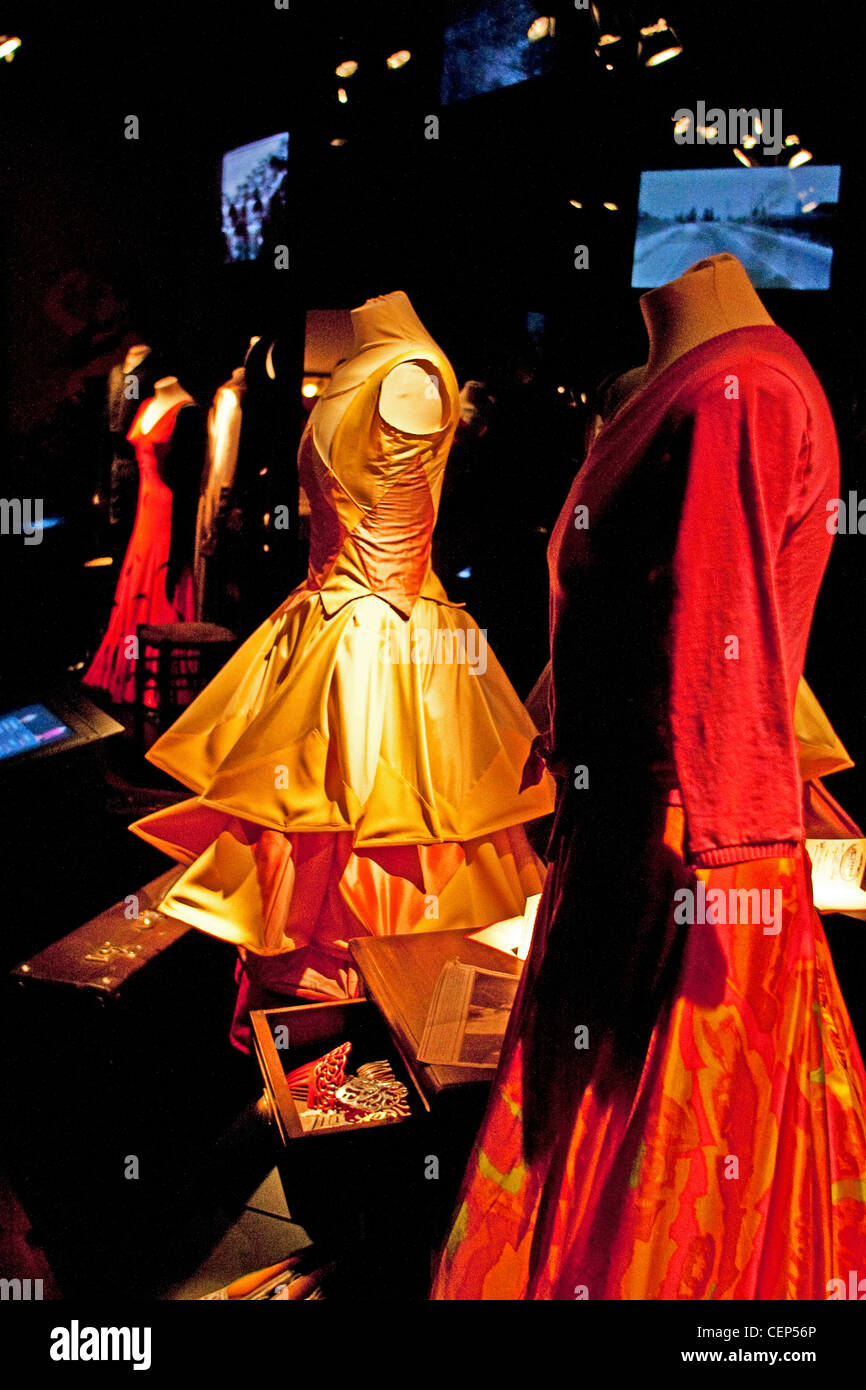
298,346,461,618
129,400,190,493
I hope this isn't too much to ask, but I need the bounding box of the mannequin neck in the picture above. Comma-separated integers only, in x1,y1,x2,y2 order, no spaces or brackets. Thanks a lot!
349,291,430,354
640,255,774,387
153,376,192,403
123,344,151,374
139,377,194,432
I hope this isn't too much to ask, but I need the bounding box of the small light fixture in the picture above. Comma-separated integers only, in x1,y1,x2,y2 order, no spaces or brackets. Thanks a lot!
337,87,348,103
0,35,21,62
603,200,619,211
801,200,818,213
330,137,348,147
742,134,758,150
569,199,583,209
336,59,358,78
733,148,753,167
527,17,555,42
696,125,719,141
788,149,813,168
557,385,566,394
639,17,682,66
302,381,321,398
673,113,690,137
785,134,800,147
386,49,412,70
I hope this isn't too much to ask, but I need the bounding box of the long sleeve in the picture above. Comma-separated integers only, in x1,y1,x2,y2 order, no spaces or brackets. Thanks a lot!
669,363,816,867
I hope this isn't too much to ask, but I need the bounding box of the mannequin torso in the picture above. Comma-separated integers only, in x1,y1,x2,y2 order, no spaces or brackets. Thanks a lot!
312,292,446,462
139,376,194,433
611,254,775,421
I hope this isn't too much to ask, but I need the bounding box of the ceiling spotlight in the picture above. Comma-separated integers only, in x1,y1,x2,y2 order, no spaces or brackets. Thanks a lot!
335,59,358,78
569,199,583,208
603,200,619,211
741,134,758,150
386,49,412,70
788,149,813,167
337,87,348,103
0,35,21,61
330,137,348,147
597,32,622,46
801,200,818,213
733,148,753,167
527,17,555,42
785,134,801,147
696,125,719,141
638,17,682,66
673,113,690,137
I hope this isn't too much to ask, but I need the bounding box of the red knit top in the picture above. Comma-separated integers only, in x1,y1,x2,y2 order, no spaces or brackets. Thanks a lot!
547,326,839,868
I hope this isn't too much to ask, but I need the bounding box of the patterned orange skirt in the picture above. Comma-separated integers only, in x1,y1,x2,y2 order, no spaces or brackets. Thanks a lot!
431,801,866,1299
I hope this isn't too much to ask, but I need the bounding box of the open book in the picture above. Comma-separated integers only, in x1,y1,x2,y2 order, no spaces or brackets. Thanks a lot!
416,960,520,1069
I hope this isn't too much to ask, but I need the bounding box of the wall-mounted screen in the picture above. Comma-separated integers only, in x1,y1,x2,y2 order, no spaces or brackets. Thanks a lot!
222,132,289,264
632,165,842,290
441,0,554,106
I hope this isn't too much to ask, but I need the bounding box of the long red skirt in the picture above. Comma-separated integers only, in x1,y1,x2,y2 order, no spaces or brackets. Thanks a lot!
431,801,866,1299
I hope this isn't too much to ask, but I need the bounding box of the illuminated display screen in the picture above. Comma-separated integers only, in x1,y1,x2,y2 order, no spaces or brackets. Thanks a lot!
441,0,554,105
222,132,289,264
632,166,842,290
0,703,72,762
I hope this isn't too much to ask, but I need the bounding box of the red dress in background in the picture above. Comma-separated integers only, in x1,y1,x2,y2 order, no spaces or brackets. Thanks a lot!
432,326,866,1299
84,401,196,704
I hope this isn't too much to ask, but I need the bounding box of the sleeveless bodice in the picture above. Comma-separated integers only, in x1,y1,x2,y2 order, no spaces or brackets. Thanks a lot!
129,400,189,496
298,347,461,619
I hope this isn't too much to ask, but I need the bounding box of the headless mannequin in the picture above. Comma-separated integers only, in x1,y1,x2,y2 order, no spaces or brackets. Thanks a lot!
313,292,446,463
122,343,152,375
139,376,195,433
569,251,829,818
611,253,774,421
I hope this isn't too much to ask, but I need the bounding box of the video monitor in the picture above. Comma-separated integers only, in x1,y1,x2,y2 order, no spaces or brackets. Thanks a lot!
441,0,554,106
222,132,289,264
632,165,842,290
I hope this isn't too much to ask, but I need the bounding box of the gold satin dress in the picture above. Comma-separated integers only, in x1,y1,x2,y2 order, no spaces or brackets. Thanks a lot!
131,331,555,1000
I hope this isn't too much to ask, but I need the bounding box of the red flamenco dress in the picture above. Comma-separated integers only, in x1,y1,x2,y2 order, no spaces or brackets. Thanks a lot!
431,326,866,1300
84,400,197,704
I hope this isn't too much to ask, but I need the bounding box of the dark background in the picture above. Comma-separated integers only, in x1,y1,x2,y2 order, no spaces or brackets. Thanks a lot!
1,0,865,796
